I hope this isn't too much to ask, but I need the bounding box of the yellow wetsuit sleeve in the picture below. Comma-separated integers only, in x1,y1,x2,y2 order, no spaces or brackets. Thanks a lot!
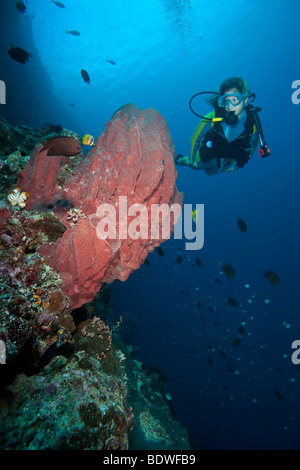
190,111,215,163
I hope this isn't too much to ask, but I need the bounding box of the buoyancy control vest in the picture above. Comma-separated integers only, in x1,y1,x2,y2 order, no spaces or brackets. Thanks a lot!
191,107,258,168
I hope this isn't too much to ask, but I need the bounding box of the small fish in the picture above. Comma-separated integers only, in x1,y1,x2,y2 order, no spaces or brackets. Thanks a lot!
40,136,82,156
264,270,280,286
51,0,65,8
81,69,91,84
195,301,201,309
219,351,227,359
192,208,200,224
82,134,95,146
16,1,27,14
106,59,117,65
237,217,247,232
174,255,182,264
273,388,284,402
8,47,31,64
156,247,164,257
237,325,246,335
227,297,239,307
214,277,221,285
144,259,150,266
222,263,235,279
207,358,214,367
195,257,202,267
65,30,81,36
7,187,29,209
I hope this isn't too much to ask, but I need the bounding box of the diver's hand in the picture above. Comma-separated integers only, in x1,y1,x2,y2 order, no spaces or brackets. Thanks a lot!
175,154,190,166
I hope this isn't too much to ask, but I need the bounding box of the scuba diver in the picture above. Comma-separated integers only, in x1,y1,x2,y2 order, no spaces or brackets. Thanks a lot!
175,77,270,175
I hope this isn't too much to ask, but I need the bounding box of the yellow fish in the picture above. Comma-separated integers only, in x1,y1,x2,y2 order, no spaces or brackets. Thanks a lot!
7,187,29,209
192,208,200,224
82,134,95,146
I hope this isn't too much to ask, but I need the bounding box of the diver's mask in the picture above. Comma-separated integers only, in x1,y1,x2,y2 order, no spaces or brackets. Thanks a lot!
218,92,248,109
218,93,248,125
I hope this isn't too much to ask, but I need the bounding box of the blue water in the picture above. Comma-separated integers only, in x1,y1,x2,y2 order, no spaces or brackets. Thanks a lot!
1,0,300,450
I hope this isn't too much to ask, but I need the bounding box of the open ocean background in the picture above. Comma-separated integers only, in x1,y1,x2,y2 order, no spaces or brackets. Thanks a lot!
1,0,300,450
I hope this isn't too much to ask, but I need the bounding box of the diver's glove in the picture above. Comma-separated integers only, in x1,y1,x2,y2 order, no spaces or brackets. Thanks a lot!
175,154,190,166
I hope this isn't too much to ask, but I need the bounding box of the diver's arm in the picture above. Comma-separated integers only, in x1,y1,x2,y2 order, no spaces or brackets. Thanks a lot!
175,117,214,170
175,154,199,169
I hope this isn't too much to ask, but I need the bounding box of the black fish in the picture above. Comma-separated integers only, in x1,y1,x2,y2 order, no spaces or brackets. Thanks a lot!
207,358,214,367
51,0,65,8
195,257,202,267
237,217,247,232
223,263,235,279
264,270,280,286
81,69,91,84
8,47,31,64
195,301,201,309
214,277,221,284
144,259,150,266
65,30,81,36
16,1,27,14
219,351,227,359
106,59,117,65
174,255,182,264
156,247,164,257
237,325,246,335
227,297,239,307
273,388,284,401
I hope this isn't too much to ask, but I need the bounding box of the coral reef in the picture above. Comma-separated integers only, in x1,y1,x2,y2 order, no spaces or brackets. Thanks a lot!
0,117,84,200
0,343,190,450
0,353,133,450
0,117,41,158
0,204,75,367
18,103,183,309
0,111,190,450
125,355,190,450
